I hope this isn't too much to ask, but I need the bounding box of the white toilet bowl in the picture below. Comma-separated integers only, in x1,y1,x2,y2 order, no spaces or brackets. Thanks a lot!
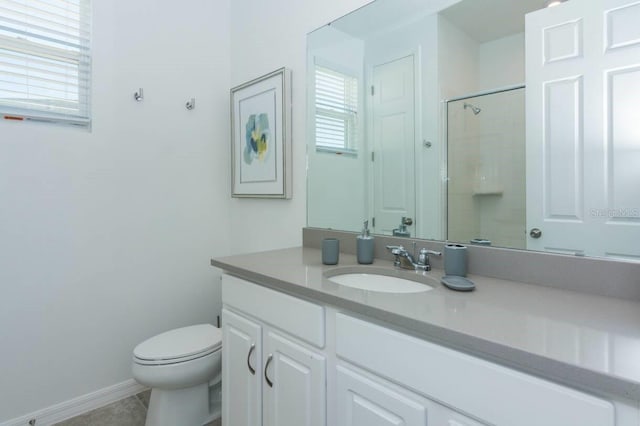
132,324,222,426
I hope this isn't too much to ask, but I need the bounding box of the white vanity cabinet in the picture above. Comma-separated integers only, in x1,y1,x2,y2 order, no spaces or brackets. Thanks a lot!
220,273,637,426
336,313,615,426
221,274,326,426
336,363,486,426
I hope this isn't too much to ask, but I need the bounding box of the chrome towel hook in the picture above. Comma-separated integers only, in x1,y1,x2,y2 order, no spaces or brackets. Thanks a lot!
185,97,195,110
134,88,144,101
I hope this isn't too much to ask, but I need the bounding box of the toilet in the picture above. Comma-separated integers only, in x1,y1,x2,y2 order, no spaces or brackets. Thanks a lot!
132,324,222,426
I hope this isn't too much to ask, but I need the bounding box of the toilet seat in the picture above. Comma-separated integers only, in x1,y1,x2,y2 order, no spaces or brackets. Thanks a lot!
133,324,222,366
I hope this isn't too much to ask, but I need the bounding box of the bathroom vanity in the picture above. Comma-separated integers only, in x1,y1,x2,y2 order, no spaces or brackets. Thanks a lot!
213,0,640,422
211,246,640,426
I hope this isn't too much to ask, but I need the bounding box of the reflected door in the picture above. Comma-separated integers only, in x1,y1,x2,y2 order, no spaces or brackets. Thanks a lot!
371,54,416,235
526,0,640,259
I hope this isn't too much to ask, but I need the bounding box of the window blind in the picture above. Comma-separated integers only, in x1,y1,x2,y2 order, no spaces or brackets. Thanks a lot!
315,65,358,153
0,0,91,126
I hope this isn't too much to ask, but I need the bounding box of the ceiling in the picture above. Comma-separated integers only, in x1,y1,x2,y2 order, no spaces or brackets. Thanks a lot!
440,0,547,43
328,0,548,43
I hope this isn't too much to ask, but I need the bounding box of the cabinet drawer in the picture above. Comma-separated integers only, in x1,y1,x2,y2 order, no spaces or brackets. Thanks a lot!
335,314,614,426
337,363,487,426
336,364,428,426
222,274,325,347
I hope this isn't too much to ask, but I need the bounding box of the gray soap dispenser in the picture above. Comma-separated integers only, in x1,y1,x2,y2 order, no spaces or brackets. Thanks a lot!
357,220,375,264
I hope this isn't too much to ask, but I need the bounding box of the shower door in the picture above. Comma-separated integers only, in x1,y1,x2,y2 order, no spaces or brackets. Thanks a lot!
447,88,526,249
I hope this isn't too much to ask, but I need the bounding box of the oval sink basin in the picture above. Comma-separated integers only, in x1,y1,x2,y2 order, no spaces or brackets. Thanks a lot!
325,269,434,293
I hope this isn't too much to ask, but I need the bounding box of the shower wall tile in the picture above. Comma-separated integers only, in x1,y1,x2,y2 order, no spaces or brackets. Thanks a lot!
448,87,526,248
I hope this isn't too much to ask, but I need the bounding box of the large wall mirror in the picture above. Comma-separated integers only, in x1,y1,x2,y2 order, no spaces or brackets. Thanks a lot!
306,0,640,261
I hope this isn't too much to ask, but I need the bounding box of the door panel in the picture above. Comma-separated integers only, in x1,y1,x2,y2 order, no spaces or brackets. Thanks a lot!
543,77,583,222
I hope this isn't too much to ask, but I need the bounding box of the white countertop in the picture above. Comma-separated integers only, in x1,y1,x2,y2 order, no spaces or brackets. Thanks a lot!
211,246,640,400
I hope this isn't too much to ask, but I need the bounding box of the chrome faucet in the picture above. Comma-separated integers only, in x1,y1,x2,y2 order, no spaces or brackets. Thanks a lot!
386,244,441,271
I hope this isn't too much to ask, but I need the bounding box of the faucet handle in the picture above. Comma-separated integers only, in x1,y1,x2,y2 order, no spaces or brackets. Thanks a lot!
385,245,405,267
417,248,428,266
385,245,405,255
421,249,442,257
416,248,442,271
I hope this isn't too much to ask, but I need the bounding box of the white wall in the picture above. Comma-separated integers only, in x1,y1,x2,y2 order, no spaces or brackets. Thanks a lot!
228,0,372,254
438,16,526,246
438,15,479,100
0,0,230,421
307,27,368,231
478,33,525,90
363,15,443,240
304,0,461,240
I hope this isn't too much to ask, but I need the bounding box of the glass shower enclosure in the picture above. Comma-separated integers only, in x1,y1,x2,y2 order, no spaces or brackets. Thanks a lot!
446,86,526,249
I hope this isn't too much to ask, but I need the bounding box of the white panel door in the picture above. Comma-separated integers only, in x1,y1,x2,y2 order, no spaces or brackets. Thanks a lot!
222,308,262,426
263,330,326,426
336,365,427,426
372,54,416,235
526,0,640,259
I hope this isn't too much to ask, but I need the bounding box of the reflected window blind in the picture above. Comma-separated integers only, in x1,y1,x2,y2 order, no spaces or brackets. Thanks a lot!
0,0,91,126
315,65,358,153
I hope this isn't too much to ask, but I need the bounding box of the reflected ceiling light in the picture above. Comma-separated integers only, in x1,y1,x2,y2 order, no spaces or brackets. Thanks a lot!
545,0,568,7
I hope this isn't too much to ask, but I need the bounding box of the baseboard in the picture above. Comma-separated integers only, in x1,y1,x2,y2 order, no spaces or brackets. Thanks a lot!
0,379,147,426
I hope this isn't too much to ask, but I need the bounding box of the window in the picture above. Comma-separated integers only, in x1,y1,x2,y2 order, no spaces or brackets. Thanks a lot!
0,0,91,127
314,64,358,155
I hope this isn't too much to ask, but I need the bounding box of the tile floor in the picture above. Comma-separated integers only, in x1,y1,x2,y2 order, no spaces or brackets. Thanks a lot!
53,390,221,426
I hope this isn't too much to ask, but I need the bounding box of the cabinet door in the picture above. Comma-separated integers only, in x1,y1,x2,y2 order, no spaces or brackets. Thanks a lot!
336,365,428,426
222,308,262,426
263,330,326,426
430,403,487,426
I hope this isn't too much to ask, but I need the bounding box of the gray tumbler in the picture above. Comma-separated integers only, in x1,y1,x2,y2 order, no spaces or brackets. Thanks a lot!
444,244,467,276
322,238,340,265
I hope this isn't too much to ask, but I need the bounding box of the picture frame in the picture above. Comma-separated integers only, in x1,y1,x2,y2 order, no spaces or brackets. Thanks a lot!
231,68,292,198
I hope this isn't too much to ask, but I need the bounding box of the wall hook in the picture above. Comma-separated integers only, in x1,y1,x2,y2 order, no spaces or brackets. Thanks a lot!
185,98,195,110
134,88,144,102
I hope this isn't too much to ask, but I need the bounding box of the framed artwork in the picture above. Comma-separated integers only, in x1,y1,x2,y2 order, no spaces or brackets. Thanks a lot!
231,68,292,198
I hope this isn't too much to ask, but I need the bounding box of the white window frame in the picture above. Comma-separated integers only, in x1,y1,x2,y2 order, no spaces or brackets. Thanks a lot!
0,0,92,127
314,61,359,156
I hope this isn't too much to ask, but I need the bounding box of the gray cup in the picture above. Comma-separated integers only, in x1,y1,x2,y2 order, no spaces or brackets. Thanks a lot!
444,244,467,277
322,238,340,265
